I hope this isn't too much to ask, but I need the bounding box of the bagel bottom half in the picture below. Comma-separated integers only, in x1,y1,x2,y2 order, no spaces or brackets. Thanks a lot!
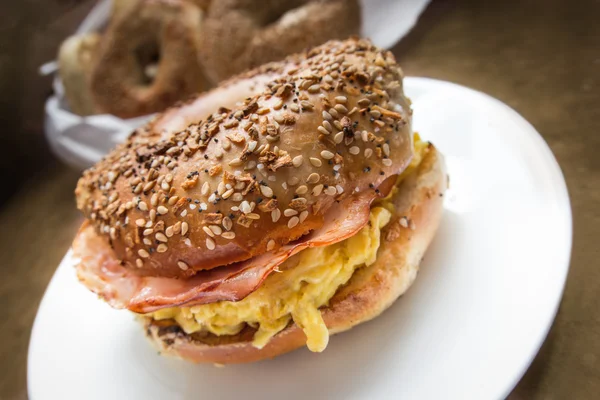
142,143,447,364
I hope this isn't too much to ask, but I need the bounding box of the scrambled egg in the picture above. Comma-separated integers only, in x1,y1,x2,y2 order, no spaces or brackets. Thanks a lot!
151,207,391,352
150,135,427,352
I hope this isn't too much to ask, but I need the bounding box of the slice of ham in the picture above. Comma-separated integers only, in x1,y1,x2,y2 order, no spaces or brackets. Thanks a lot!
74,181,393,313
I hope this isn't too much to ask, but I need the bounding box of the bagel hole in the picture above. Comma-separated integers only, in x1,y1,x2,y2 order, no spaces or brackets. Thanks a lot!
134,42,161,85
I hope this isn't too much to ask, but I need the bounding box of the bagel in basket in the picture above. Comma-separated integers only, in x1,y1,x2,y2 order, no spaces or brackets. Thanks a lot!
72,38,447,363
198,0,361,82
58,0,211,118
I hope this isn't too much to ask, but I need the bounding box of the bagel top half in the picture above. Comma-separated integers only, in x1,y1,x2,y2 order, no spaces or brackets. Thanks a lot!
75,38,413,279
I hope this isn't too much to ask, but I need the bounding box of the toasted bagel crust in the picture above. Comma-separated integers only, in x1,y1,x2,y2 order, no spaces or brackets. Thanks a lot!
76,38,413,279
143,144,446,363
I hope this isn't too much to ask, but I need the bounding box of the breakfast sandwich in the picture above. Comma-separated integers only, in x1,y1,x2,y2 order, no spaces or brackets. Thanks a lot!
73,38,446,363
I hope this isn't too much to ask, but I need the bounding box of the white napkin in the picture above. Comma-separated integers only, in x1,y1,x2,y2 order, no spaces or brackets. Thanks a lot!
44,0,430,169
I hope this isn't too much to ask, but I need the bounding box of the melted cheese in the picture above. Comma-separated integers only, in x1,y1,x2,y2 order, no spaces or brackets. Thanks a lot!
149,135,426,352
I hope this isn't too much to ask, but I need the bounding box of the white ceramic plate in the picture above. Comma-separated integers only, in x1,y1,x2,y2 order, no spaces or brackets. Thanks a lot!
28,78,572,400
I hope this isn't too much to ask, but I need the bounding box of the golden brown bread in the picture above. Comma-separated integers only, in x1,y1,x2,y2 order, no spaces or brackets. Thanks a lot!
75,39,413,279
142,143,446,363
198,0,361,83
89,0,211,118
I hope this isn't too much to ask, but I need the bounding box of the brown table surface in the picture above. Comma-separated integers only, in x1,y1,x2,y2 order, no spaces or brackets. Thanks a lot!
1,0,599,398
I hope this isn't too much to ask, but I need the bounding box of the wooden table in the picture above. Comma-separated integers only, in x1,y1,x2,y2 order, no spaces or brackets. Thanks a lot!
1,0,598,398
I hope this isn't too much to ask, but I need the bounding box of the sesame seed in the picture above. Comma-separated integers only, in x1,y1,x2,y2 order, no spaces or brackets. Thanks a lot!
209,225,223,235
143,238,152,246
182,222,189,235
383,143,390,157
206,237,216,250
292,155,304,168
222,217,232,231
288,216,300,229
334,104,348,114
165,226,174,237
155,243,167,253
325,186,337,196
149,209,157,222
320,150,335,160
247,213,260,220
222,231,236,239
310,157,322,167
143,181,155,192
349,146,360,155
203,226,215,237
135,218,146,227
322,120,333,132
232,193,243,202
157,206,168,215
322,111,333,121
138,201,148,211
222,188,234,199
151,194,158,206
317,126,330,136
260,185,274,198
296,185,308,195
335,96,348,104
136,259,143,268
312,184,324,196
307,173,320,184
155,232,168,242
244,160,257,171
334,131,344,144
267,239,276,251
222,138,231,150
143,229,154,236
208,193,216,203
288,176,300,186
229,158,243,166
189,204,197,210
240,201,252,214
336,185,344,194
284,209,298,217
382,158,393,167
369,109,382,118
271,208,281,222
399,217,409,228
364,148,373,158
299,210,309,223
138,249,150,258
307,84,320,93
329,108,340,119
300,100,314,110
178,261,189,271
